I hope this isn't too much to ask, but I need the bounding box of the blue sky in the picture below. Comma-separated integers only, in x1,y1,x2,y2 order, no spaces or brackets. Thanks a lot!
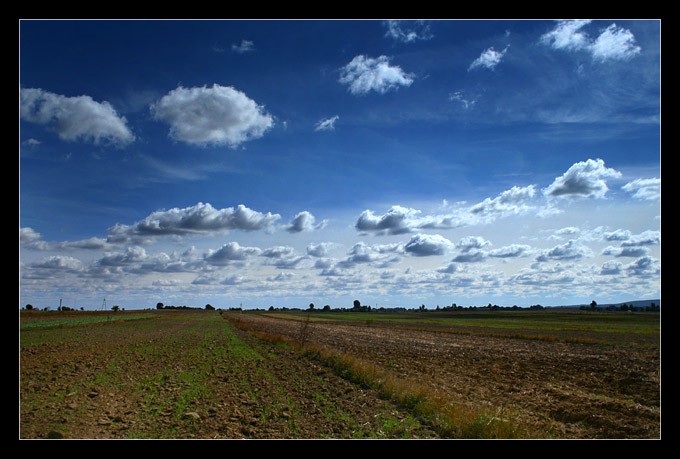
19,19,660,310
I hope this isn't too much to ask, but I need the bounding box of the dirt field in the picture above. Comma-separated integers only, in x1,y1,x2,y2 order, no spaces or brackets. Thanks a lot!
19,310,437,439
229,311,660,439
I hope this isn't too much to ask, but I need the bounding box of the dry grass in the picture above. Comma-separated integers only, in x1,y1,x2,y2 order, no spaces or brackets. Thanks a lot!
225,315,538,439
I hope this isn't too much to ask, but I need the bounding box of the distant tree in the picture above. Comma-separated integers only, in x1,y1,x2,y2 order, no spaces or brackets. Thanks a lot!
25,304,33,310
419,304,426,311
80,307,84,311
309,303,315,310
156,302,164,310
590,300,597,310
268,306,275,311
322,305,331,312
353,299,361,310
205,304,215,310
111,305,120,312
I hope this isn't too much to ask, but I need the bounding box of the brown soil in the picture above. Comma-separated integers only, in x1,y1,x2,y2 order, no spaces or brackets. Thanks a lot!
19,311,437,439
232,313,661,439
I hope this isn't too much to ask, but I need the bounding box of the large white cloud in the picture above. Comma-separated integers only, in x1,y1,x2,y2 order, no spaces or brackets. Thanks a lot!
536,240,594,262
625,256,660,277
404,234,454,257
98,246,148,266
622,178,660,201
205,242,262,265
339,55,414,95
543,158,621,199
151,84,274,147
468,46,509,71
30,255,83,271
383,20,433,43
107,202,281,242
355,206,423,235
620,230,660,247
470,185,537,216
540,20,641,62
20,88,134,146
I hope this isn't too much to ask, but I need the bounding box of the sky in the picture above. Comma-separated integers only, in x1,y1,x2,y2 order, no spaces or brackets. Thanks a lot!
19,19,661,310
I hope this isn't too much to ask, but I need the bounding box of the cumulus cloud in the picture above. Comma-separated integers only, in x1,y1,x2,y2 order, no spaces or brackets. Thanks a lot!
262,246,296,259
107,202,280,242
314,115,339,132
285,211,327,233
232,39,255,53
488,244,532,258
469,185,537,217
590,24,642,61
205,242,262,265
383,20,433,43
404,234,454,257
437,262,460,274
306,242,337,258
600,260,623,275
30,255,83,271
602,246,649,258
536,240,594,262
468,46,509,71
339,55,414,95
455,236,492,252
543,158,621,199
20,227,110,251
625,256,659,277
20,227,41,244
540,20,641,62
98,246,147,266
621,230,660,247
622,178,660,201
604,229,632,241
452,250,486,263
269,272,295,282
355,206,422,235
151,84,274,147
20,88,135,146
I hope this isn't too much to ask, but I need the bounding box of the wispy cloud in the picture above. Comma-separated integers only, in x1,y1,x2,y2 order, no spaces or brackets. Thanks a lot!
232,39,255,53
541,20,641,62
383,20,433,43
468,46,509,71
622,178,660,201
314,115,339,132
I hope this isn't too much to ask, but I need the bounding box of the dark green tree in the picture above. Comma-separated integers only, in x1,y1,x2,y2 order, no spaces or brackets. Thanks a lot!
205,304,215,310
111,305,120,312
156,302,164,309
353,299,361,310
309,303,315,310
25,304,33,310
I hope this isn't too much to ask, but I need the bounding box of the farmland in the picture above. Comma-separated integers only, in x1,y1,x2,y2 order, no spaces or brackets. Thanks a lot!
19,308,660,439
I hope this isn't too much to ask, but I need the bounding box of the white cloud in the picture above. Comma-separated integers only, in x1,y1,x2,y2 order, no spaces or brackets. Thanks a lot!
536,240,594,262
543,158,622,199
339,55,414,95
452,250,486,263
540,20,592,51
151,84,274,147
98,246,148,266
22,138,41,147
20,88,134,146
625,256,659,277
356,205,423,235
30,255,83,271
262,246,296,259
468,46,509,71
306,242,337,258
20,227,110,251
383,20,433,43
437,262,461,274
232,39,255,53
455,236,492,252
622,178,660,201
314,115,339,132
602,246,649,258
604,229,632,241
107,202,281,242
205,242,262,265
404,234,454,257
620,230,660,247
285,211,327,233
590,24,641,61
541,20,641,62
470,185,536,217
449,91,478,110
600,260,623,275
20,227,41,244
488,244,532,258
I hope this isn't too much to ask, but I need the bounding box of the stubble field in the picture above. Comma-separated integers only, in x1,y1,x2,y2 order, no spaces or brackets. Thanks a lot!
19,308,660,439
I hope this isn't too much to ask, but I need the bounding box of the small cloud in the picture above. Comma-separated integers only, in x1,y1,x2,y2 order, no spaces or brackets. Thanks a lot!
315,115,339,132
22,138,41,147
205,242,262,265
232,40,255,53
449,91,477,110
404,234,454,257
285,211,327,233
339,55,414,96
383,20,433,43
602,246,649,258
540,20,641,62
540,20,592,51
622,178,660,201
468,46,509,71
